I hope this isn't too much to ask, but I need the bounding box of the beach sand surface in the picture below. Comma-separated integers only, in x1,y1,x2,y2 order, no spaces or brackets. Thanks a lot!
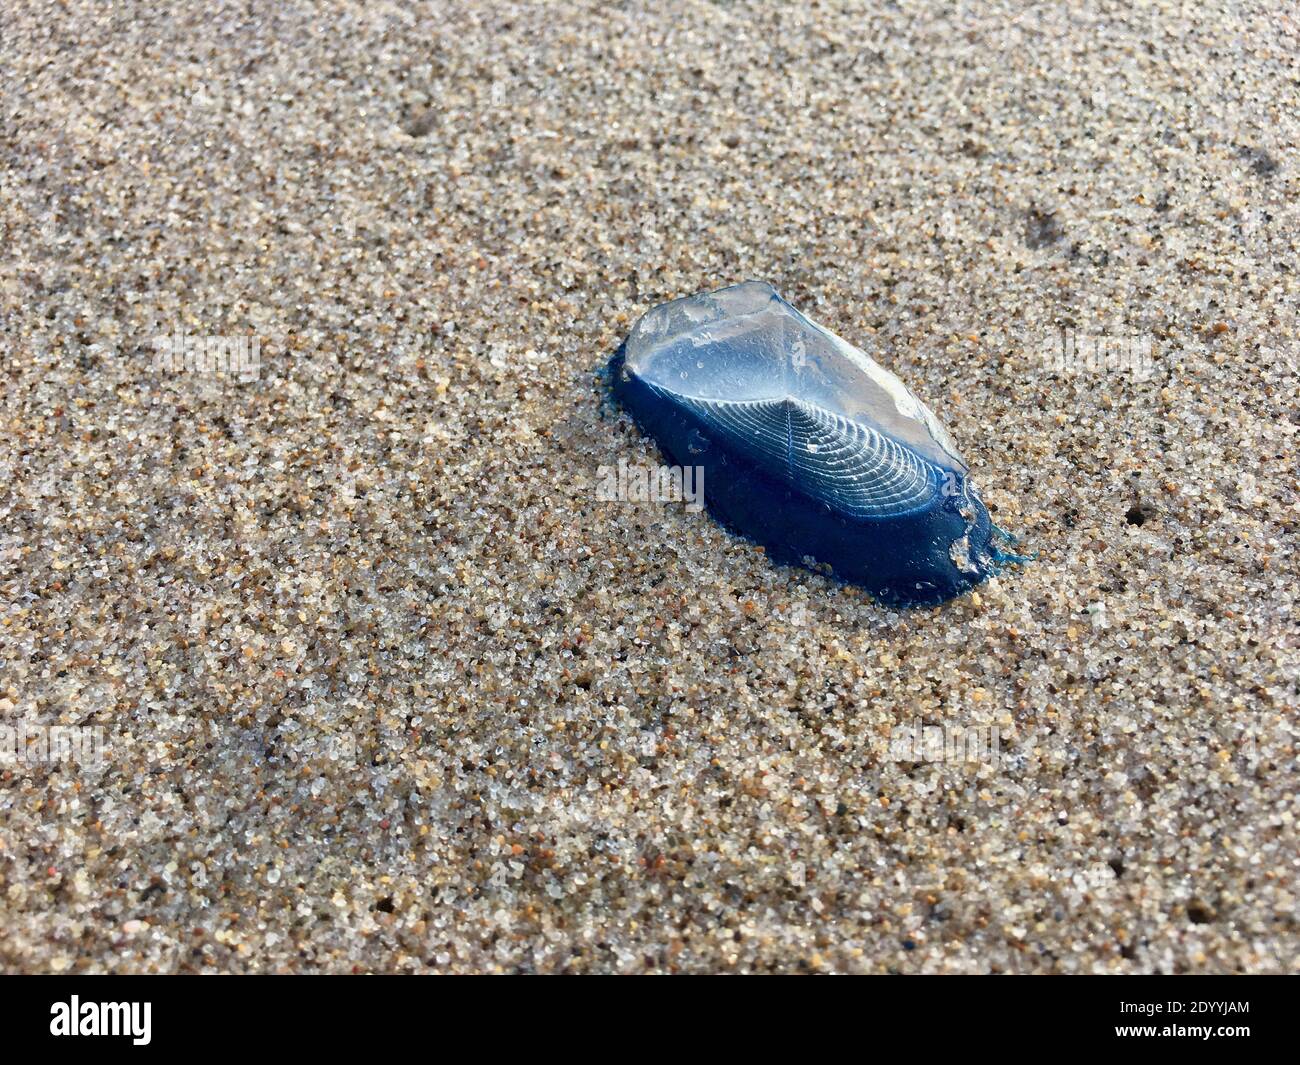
0,1,1296,972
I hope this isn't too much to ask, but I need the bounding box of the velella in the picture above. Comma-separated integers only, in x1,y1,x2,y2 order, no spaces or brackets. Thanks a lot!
607,281,1025,606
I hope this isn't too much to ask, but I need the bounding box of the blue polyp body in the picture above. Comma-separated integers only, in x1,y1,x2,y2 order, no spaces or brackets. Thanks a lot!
606,283,1016,606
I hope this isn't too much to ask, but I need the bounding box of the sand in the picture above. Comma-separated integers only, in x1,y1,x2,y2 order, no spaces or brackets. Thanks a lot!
0,0,1295,973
